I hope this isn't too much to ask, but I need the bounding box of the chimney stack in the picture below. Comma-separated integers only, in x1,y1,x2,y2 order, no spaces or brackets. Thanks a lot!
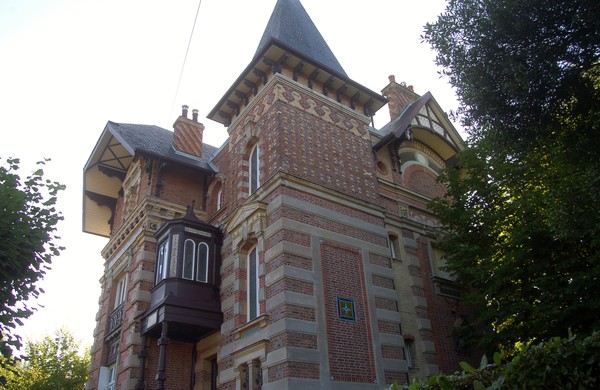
381,75,420,121
173,104,204,159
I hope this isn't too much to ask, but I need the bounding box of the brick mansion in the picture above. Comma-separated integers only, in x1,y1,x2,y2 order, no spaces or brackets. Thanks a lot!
82,0,467,389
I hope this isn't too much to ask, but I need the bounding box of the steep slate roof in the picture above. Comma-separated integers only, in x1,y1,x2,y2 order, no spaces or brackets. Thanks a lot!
208,0,386,125
107,122,218,171
254,0,347,76
376,94,431,141
84,122,218,174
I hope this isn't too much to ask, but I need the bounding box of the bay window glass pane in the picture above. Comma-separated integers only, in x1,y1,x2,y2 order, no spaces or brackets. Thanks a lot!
156,240,169,284
183,239,195,280
197,243,209,283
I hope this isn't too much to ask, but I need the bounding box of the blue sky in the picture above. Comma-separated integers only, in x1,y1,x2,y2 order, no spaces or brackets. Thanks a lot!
0,0,459,349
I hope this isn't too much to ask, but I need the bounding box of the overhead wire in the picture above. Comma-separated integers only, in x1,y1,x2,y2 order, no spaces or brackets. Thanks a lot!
171,0,203,117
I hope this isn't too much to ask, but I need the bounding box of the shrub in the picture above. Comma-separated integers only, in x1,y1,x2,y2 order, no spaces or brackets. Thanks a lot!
393,330,600,389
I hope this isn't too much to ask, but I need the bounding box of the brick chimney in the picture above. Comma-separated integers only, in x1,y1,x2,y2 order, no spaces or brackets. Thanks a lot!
173,105,204,158
381,75,420,121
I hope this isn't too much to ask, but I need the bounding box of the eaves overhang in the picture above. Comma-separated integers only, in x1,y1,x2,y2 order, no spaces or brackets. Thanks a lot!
83,124,132,237
82,122,218,237
208,39,387,126
373,92,464,161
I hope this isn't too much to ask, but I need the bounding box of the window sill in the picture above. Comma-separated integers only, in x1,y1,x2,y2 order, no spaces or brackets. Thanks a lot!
233,314,269,340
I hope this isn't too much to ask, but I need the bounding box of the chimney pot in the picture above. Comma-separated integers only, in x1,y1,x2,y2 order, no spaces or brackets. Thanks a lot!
381,78,419,121
192,109,199,122
182,105,189,118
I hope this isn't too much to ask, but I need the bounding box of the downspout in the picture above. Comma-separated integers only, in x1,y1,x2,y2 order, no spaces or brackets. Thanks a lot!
190,341,197,390
156,322,170,390
135,335,147,390
155,160,167,197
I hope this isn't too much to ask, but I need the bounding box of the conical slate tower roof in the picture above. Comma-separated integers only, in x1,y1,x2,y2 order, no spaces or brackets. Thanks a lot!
254,0,347,77
208,0,386,126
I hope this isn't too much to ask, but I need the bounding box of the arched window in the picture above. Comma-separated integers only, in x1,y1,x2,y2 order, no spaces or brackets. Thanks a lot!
197,243,209,283
182,239,195,280
247,247,259,321
249,145,260,194
216,187,223,210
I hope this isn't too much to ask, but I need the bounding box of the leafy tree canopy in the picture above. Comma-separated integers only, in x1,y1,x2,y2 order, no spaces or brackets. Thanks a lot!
0,328,90,390
424,0,600,151
424,0,600,351
0,158,65,360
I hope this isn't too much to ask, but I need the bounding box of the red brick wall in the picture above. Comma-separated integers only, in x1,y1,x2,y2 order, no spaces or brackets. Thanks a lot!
155,163,206,210
143,339,193,390
403,165,446,199
320,240,376,384
415,236,466,374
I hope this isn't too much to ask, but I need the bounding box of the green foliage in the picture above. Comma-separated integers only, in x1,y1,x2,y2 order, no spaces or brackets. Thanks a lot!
396,330,600,389
0,158,65,360
423,0,600,351
0,328,90,390
423,0,600,148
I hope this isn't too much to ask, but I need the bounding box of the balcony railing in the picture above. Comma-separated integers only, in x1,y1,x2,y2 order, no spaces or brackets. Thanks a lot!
107,303,124,335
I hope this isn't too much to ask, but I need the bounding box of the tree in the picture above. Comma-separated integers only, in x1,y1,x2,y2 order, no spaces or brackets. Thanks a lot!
0,328,90,390
424,0,600,351
0,158,65,360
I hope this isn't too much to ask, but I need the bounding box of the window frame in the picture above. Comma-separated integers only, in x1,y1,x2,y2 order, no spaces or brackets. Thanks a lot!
114,275,127,308
247,247,260,321
155,239,170,284
107,364,116,390
389,235,399,260
196,242,209,283
249,144,260,194
182,238,196,280
405,339,415,368
216,187,223,210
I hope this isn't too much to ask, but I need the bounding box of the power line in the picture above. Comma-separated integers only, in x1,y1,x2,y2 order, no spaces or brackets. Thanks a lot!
171,0,203,116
